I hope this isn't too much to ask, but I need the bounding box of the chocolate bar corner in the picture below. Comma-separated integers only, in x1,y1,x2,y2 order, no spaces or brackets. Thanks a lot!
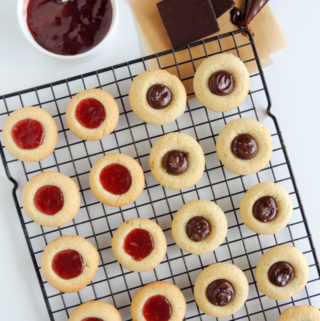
157,0,220,48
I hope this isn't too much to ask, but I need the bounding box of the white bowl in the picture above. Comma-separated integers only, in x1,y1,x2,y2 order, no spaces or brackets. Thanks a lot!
17,0,118,60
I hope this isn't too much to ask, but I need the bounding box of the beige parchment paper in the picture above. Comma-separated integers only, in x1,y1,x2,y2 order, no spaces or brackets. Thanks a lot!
128,0,287,94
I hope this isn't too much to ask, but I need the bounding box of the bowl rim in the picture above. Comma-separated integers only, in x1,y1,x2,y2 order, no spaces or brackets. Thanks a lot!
17,0,118,60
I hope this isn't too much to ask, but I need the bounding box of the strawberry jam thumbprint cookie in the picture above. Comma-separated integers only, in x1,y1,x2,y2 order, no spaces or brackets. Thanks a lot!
90,153,145,207
66,89,119,141
68,300,122,321
131,281,186,321
2,107,58,162
112,218,167,272
22,171,81,227
41,235,99,293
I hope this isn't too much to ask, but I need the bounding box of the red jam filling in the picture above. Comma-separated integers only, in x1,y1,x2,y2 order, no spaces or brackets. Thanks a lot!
34,185,64,215
26,0,113,56
52,249,84,280
99,163,132,195
75,98,106,129
124,228,154,261
143,295,172,321
11,119,44,150
82,318,103,321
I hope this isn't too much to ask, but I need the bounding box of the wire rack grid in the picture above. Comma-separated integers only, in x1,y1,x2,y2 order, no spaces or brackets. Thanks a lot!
0,29,319,321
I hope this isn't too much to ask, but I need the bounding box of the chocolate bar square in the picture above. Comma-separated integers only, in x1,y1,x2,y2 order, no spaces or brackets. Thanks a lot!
211,0,235,18
157,0,220,48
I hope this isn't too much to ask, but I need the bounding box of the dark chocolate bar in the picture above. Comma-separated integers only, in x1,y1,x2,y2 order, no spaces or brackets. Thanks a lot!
211,0,235,18
157,0,220,48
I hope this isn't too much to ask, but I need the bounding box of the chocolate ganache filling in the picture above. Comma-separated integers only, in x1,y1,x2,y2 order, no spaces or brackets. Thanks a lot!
231,133,258,159
147,84,172,109
253,196,278,223
209,70,234,96
186,216,211,242
162,150,189,175
268,261,295,287
206,279,235,306
231,0,269,28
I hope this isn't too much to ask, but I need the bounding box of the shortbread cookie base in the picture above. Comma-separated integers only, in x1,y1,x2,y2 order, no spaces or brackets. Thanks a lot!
90,153,145,207
194,53,250,112
194,262,249,317
2,106,58,162
66,88,119,141
240,182,293,234
216,118,272,175
149,132,205,190
129,69,186,125
41,235,99,293
277,305,320,321
22,171,80,227
172,200,227,255
69,300,121,321
256,245,309,301
131,281,186,321
112,218,167,272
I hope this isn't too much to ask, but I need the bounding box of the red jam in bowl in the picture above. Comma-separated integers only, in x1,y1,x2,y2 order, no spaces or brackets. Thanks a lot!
34,185,64,215
143,295,172,321
52,249,84,279
124,228,154,261
99,164,132,195
82,318,103,321
11,119,44,149
26,0,113,56
75,98,106,129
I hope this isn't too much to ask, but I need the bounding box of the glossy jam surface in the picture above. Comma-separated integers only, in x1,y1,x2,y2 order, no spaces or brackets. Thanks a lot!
146,84,172,109
34,185,64,215
99,164,132,195
124,228,154,261
11,119,44,150
52,249,84,280
186,216,211,242
268,261,295,287
253,196,278,223
142,295,172,321
75,98,106,129
82,318,104,321
27,0,113,55
206,279,235,306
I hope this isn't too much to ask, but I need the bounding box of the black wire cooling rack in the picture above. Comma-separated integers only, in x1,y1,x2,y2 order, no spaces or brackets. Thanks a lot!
0,29,320,321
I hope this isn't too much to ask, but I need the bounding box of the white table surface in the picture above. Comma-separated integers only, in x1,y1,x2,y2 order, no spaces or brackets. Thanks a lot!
0,0,319,319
